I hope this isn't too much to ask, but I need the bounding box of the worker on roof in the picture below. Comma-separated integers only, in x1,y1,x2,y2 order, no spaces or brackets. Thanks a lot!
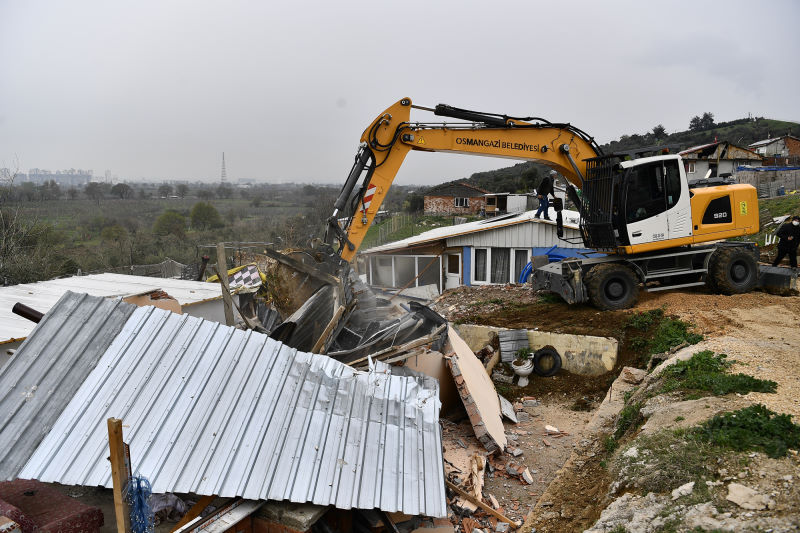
772,215,800,270
535,169,557,221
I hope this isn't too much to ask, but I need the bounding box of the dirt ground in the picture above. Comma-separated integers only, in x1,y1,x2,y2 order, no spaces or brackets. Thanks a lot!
442,397,593,526
434,283,800,532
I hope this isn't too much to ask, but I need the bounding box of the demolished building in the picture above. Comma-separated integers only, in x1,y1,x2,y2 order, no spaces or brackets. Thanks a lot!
1,292,447,517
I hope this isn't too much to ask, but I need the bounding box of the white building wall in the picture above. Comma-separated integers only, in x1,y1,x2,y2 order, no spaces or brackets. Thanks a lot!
445,220,582,248
181,297,240,324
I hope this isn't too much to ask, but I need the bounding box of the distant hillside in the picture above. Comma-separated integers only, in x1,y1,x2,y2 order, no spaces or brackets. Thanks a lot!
423,116,799,195
602,116,800,154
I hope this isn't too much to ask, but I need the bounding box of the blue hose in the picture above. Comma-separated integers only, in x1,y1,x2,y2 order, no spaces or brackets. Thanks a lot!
518,262,533,283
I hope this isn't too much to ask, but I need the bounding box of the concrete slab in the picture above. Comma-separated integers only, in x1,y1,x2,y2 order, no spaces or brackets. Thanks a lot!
454,324,618,376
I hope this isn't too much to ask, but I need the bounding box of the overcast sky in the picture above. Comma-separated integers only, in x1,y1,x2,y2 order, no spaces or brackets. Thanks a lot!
1,0,798,185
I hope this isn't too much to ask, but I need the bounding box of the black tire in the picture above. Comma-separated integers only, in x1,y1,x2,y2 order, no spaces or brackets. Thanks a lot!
533,346,562,377
585,263,639,310
708,246,758,294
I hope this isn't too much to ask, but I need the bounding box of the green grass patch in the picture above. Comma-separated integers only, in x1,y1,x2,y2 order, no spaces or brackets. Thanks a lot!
603,434,618,453
691,404,800,458
613,430,718,496
661,350,777,396
614,401,644,440
625,308,703,366
650,317,704,355
627,308,664,330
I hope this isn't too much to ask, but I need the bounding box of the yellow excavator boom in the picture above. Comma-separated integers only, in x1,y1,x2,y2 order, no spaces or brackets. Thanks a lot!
333,97,601,261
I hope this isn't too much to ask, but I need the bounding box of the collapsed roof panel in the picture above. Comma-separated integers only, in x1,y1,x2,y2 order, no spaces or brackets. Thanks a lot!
11,294,447,517
0,292,136,481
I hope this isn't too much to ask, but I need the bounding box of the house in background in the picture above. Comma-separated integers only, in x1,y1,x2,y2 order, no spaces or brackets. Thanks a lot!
679,141,762,179
358,210,592,297
483,193,536,217
423,182,488,215
748,135,800,166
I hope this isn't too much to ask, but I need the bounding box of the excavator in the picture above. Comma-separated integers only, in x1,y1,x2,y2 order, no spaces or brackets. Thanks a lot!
319,97,763,310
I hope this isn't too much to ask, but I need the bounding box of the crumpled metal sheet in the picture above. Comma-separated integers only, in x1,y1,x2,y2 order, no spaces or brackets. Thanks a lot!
17,302,447,517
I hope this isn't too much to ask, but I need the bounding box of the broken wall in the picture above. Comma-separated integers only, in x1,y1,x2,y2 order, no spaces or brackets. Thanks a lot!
453,324,617,376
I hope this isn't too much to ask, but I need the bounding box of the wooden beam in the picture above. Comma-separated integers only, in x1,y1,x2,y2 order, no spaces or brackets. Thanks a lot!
446,480,520,529
215,242,235,326
262,247,340,286
170,495,216,533
311,305,345,354
344,324,446,367
107,418,131,533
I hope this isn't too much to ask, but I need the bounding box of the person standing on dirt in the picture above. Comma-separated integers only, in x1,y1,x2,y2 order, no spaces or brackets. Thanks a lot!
535,169,557,220
772,215,800,270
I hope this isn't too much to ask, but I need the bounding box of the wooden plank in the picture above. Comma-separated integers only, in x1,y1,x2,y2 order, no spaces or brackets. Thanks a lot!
446,480,520,528
311,305,345,354
107,418,131,533
194,500,264,533
170,495,216,533
216,243,235,326
353,347,429,370
262,247,340,286
345,324,446,367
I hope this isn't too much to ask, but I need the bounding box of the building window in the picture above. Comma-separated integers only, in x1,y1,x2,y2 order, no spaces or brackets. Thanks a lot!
474,248,488,282
447,254,460,274
490,248,510,284
454,197,469,208
686,162,696,174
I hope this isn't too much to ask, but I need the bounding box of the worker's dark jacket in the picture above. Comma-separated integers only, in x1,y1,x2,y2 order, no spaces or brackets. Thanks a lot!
537,176,553,196
776,222,800,249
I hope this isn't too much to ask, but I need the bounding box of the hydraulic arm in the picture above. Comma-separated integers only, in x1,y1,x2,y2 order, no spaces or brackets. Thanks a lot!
326,98,602,261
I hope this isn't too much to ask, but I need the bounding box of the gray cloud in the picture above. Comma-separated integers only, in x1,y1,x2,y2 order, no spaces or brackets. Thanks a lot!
1,0,798,184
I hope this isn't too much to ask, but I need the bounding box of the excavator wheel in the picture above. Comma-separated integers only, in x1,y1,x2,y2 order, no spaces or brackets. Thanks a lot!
585,263,639,311
708,247,758,295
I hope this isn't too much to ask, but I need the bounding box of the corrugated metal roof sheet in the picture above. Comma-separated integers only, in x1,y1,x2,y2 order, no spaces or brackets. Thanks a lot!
0,292,136,481
363,209,581,254
16,298,446,517
0,273,223,345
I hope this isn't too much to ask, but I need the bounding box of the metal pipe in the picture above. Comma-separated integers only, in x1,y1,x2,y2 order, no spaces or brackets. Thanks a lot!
12,302,44,323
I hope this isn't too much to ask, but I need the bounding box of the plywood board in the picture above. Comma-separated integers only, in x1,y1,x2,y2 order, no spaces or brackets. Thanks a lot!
445,326,507,453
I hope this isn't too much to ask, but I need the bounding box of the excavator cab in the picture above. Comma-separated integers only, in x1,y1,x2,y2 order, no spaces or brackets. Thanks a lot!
578,155,695,254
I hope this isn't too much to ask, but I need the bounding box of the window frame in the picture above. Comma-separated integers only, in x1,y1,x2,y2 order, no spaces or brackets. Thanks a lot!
454,197,469,208
472,247,490,284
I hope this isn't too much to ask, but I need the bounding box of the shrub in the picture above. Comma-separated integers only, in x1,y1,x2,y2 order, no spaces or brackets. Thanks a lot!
615,402,644,440
661,350,777,396
692,404,800,458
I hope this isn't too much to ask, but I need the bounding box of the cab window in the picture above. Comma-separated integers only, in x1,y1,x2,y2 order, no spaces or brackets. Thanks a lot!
625,162,666,223
664,160,682,208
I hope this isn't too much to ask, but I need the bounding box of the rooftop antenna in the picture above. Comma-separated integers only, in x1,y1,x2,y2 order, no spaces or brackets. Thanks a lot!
221,152,227,182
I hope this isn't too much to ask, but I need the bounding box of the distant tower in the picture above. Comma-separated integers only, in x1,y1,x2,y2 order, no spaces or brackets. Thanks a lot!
221,152,227,182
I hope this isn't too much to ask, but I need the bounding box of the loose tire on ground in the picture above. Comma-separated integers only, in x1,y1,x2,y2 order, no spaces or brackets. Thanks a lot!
585,263,639,310
708,246,759,294
533,346,562,377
